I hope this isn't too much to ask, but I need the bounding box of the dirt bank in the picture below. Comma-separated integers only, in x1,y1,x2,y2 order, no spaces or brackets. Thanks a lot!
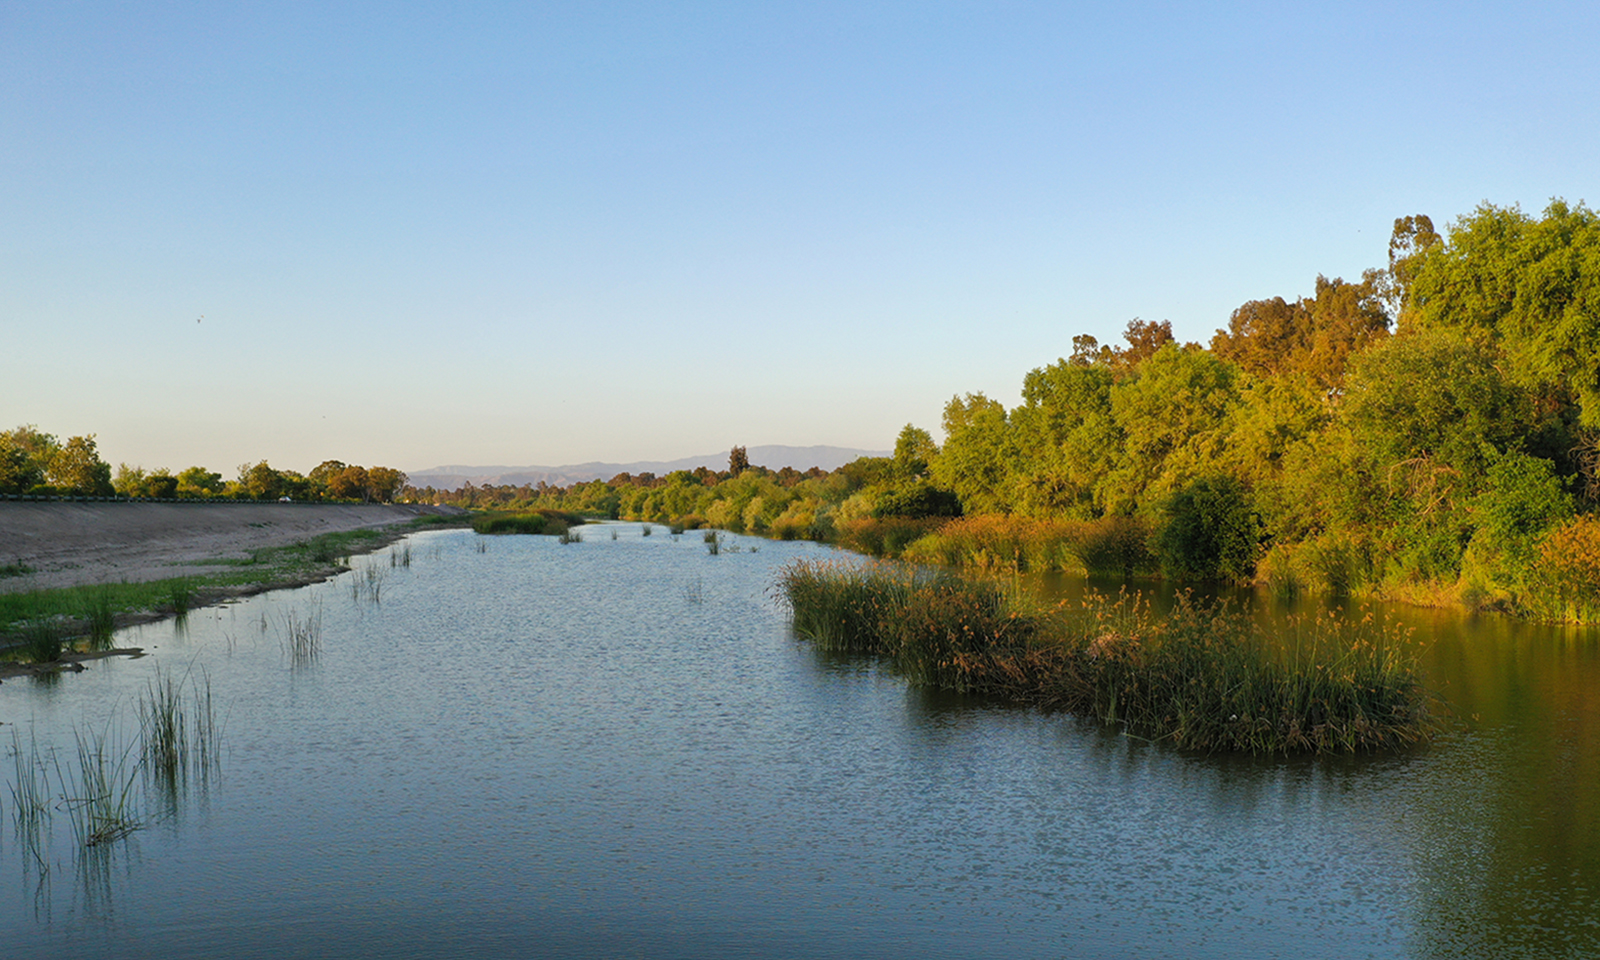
0,501,466,594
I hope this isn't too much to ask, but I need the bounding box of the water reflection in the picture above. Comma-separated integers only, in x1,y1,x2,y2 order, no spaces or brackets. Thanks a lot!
1,528,1597,958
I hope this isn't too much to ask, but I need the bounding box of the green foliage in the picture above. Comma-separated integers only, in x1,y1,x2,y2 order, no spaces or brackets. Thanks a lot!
1469,450,1573,580
1103,344,1241,515
891,424,938,479
930,393,1013,515
1154,476,1260,582
1410,199,1600,424
871,482,962,520
1344,328,1535,479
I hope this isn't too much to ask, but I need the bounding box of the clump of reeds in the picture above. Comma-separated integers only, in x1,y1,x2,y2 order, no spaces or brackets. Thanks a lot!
389,542,413,568
56,725,141,847
475,537,488,553
641,524,653,537
558,529,583,544
280,604,323,663
669,522,686,535
901,515,1155,577
21,618,64,663
137,665,221,793
78,585,118,650
9,727,52,867
775,560,1434,754
704,530,722,555
471,509,585,536
349,562,384,602
165,578,194,617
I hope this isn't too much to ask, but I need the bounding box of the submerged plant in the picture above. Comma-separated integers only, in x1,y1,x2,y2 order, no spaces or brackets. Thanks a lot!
349,562,384,603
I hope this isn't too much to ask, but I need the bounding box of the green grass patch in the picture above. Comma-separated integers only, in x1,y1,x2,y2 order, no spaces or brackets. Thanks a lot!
776,560,1434,755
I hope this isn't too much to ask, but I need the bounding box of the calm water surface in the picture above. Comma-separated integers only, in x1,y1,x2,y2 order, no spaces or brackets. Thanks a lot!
3,527,1598,958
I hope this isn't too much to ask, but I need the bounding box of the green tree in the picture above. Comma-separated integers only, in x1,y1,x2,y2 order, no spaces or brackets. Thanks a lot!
892,424,938,479
728,446,750,475
48,435,113,496
239,460,286,500
308,460,349,500
1103,344,1240,515
1410,200,1600,424
328,465,371,501
1211,275,1388,390
0,425,55,493
176,466,224,498
367,466,408,503
1008,359,1120,517
113,463,149,498
929,393,1013,515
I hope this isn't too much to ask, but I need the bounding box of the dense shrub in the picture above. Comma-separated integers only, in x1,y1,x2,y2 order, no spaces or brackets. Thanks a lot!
1154,477,1260,582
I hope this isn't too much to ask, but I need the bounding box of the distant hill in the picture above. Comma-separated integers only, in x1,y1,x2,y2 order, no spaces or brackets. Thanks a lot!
408,445,889,491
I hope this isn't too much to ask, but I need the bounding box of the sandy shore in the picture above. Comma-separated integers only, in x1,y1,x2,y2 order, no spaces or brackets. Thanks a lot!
0,501,466,594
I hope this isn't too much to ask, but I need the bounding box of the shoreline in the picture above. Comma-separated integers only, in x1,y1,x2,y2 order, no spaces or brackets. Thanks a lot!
0,501,466,594
0,502,470,676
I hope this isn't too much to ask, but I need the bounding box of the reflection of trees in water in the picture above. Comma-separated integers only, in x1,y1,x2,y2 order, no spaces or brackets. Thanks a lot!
1404,625,1600,959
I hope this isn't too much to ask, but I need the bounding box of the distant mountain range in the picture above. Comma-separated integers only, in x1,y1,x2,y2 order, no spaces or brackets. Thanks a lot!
407,444,889,491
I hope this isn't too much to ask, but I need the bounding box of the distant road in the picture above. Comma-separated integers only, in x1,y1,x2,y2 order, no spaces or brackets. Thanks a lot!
0,501,464,593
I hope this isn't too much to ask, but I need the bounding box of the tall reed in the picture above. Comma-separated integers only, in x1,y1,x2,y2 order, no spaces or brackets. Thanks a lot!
137,665,221,792
280,604,323,663
21,619,63,662
56,725,141,847
165,578,194,616
78,584,119,650
9,727,51,867
776,560,1433,754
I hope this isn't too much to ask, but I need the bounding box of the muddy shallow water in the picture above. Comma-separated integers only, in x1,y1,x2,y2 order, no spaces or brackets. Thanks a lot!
3,526,1596,958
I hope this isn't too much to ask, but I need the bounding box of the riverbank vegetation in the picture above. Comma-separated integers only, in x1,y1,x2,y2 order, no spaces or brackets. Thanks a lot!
0,524,434,664
777,560,1432,754
412,200,1600,622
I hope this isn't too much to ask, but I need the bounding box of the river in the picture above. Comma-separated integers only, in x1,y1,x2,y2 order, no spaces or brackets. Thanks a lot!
2,525,1596,958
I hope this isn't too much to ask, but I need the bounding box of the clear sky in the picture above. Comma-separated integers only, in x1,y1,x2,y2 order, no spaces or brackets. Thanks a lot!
4,1,1596,476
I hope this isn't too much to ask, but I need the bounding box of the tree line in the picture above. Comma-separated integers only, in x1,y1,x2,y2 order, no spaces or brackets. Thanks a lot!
0,427,408,504
425,199,1600,619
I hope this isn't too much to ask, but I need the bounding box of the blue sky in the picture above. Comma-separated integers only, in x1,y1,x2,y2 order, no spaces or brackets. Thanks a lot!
4,1,1596,475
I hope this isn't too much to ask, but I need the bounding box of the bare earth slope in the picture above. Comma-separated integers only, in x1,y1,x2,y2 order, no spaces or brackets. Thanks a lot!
0,502,463,594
